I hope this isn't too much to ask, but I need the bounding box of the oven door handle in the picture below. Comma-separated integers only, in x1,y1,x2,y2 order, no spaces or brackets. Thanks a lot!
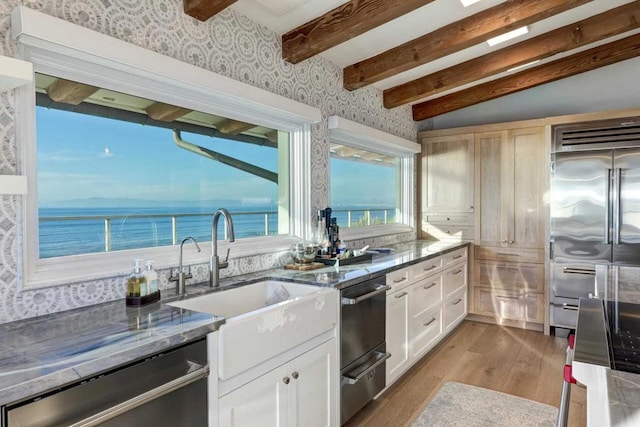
341,285,390,305
68,363,209,427
342,351,391,385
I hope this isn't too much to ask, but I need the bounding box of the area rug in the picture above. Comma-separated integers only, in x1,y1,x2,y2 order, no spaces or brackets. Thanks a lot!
411,382,558,427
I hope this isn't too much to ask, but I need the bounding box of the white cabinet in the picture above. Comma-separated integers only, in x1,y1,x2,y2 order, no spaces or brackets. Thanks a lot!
386,288,410,384
218,339,336,427
385,249,468,387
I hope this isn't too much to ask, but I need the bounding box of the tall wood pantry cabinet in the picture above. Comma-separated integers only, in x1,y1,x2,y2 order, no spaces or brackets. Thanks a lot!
420,123,548,331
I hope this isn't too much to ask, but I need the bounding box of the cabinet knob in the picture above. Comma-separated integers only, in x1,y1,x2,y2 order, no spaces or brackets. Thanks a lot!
502,240,507,243
469,206,474,210
292,371,299,379
283,377,290,384
446,217,450,221
507,240,514,244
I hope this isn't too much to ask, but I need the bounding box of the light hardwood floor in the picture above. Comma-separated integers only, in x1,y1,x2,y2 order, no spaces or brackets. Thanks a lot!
345,320,587,427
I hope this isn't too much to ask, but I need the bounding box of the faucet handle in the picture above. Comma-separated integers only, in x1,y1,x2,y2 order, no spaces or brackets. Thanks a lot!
219,248,231,269
169,268,180,282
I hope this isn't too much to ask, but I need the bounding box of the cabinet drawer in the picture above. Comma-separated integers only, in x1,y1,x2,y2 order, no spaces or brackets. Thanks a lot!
424,226,474,241
410,307,442,358
410,274,443,318
475,246,543,263
424,213,473,226
386,267,411,291
443,247,467,267
473,288,544,323
443,290,467,331
474,260,543,293
443,264,467,298
412,256,443,282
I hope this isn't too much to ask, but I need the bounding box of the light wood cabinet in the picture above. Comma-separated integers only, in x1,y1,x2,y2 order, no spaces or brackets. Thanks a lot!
218,339,336,427
420,123,547,331
474,128,545,249
386,287,410,384
421,134,475,213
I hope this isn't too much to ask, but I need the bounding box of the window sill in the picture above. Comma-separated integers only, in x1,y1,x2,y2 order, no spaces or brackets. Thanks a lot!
23,235,301,290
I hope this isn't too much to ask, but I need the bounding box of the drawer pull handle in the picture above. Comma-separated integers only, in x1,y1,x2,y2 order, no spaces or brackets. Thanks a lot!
562,303,579,311
452,255,463,260
452,269,463,275
424,265,437,271
423,318,437,327
452,298,463,305
497,295,519,300
395,292,408,299
562,267,595,276
497,252,519,256
393,277,408,283
424,283,437,290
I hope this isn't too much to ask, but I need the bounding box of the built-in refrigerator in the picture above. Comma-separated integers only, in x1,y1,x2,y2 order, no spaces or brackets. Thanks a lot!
550,117,640,330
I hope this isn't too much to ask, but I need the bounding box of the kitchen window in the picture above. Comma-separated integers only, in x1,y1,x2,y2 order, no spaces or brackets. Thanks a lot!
36,73,290,259
328,116,420,240
13,6,320,288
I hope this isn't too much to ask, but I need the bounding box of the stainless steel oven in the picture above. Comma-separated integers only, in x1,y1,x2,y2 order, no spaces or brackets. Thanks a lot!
340,275,391,425
2,339,209,427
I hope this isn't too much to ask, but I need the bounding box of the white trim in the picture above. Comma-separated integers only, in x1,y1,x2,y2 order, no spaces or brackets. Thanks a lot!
0,175,27,194
11,6,320,289
327,115,420,156
0,54,32,91
340,224,414,241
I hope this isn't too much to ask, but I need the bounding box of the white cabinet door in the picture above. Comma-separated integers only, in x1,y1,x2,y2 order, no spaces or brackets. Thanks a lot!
289,340,336,427
386,288,410,385
219,339,336,427
218,364,289,427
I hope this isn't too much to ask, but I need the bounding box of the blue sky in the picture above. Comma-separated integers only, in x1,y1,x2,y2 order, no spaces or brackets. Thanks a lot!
36,106,396,208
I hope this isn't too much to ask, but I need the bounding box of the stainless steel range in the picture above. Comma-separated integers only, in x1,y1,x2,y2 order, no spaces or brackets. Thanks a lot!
340,275,390,425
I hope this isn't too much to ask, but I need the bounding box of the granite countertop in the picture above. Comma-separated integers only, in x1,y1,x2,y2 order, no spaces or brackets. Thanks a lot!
607,369,640,426
0,239,468,407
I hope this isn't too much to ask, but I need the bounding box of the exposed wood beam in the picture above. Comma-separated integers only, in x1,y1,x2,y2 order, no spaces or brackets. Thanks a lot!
385,0,640,108
412,33,640,121
183,0,236,22
282,0,435,64
343,0,592,91
217,119,256,135
145,102,191,122
46,79,99,105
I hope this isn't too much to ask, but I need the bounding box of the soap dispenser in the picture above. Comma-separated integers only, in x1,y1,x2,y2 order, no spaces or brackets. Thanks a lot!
126,259,145,297
144,260,159,294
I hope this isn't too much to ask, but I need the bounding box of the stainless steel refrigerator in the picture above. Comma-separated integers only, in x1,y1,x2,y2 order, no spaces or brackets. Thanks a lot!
550,117,640,330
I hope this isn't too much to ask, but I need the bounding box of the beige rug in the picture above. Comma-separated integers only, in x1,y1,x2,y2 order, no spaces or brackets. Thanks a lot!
412,382,558,427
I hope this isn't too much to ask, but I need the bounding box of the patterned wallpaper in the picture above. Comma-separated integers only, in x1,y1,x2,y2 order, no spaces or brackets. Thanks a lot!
0,0,418,323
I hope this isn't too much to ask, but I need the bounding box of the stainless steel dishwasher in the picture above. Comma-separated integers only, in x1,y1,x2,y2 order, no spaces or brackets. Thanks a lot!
340,275,391,425
2,339,209,426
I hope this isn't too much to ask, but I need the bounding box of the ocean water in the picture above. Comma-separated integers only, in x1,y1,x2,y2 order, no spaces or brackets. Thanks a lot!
38,206,395,258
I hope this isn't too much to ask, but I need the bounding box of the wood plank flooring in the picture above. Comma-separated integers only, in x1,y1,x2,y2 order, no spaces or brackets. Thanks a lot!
345,321,587,427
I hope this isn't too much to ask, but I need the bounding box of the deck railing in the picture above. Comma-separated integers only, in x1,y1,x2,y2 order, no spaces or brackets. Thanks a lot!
39,208,395,253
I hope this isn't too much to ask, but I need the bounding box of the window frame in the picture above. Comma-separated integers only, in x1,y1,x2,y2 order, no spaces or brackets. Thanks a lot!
327,116,420,241
11,6,320,289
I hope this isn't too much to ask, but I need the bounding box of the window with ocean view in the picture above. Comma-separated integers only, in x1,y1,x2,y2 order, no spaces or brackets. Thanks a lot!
35,74,290,259
329,144,399,229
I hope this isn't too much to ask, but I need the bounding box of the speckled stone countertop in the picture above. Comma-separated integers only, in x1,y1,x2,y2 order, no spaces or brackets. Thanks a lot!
0,239,467,407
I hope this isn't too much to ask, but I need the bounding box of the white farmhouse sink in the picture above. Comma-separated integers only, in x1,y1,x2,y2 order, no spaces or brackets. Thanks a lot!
167,280,337,380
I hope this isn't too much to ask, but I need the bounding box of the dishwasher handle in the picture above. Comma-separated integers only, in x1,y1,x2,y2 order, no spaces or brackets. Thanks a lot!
69,363,209,427
342,351,391,385
341,285,390,305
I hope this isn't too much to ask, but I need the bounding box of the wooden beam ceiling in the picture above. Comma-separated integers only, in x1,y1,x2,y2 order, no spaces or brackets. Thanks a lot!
217,119,256,135
46,79,99,105
282,0,435,64
343,0,593,91
145,102,192,122
412,33,640,121
183,0,236,22
385,1,640,109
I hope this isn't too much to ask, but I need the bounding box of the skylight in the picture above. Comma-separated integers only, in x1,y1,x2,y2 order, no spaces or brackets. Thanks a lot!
487,26,529,47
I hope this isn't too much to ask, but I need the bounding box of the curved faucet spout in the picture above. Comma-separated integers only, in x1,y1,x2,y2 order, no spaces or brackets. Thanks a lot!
210,208,235,287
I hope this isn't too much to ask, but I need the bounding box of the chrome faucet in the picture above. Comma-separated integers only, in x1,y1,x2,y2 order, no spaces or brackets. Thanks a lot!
210,208,235,287
169,237,202,295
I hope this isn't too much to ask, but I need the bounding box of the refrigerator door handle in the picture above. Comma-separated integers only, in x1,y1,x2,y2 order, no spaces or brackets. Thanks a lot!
614,168,622,245
605,168,612,244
